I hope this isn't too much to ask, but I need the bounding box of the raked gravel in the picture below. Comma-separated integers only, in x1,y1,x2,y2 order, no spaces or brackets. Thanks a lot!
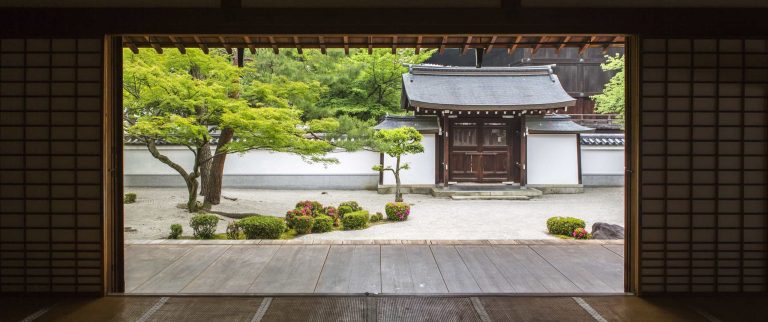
124,187,624,240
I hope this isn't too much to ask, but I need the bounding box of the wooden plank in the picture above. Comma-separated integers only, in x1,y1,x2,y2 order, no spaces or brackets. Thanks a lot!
405,245,448,293
430,246,481,293
531,245,622,293
455,246,515,293
491,245,578,293
180,245,279,293
249,245,330,293
124,245,191,293
347,245,381,293
603,244,625,258
132,245,229,293
381,245,413,293
314,245,355,293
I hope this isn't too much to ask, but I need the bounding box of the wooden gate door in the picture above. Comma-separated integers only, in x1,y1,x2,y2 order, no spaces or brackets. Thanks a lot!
449,120,511,182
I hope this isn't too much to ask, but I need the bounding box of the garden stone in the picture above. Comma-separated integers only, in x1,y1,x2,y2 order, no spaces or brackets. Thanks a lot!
592,222,624,240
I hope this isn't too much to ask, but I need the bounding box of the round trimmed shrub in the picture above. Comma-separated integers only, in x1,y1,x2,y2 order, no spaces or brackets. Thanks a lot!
124,193,137,204
342,210,369,230
385,202,410,221
168,224,182,239
369,212,384,223
189,213,219,239
546,216,586,236
295,200,324,216
338,201,362,217
312,215,334,233
291,215,315,234
238,216,286,239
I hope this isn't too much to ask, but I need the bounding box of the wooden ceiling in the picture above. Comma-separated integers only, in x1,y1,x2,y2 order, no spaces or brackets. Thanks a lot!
122,34,625,55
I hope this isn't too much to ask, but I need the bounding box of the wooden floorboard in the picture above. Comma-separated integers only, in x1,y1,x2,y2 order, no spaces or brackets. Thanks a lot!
124,245,192,293
430,246,482,293
491,245,579,293
531,245,621,293
132,245,230,294
125,244,623,295
381,245,414,293
181,245,279,293
455,246,516,293
405,245,448,293
249,245,330,293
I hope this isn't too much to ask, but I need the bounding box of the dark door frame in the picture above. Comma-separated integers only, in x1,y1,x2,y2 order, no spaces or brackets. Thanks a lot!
103,34,638,296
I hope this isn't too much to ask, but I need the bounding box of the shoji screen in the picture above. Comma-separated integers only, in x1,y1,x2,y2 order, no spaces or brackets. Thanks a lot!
639,38,767,293
0,39,103,293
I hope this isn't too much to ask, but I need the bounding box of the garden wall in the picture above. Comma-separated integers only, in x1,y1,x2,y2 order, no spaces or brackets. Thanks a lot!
581,145,625,186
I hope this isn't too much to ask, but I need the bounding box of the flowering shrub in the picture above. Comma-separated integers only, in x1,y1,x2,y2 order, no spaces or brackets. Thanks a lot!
546,216,586,236
285,207,313,228
291,215,315,234
572,227,592,240
385,202,410,221
294,200,324,217
323,206,341,226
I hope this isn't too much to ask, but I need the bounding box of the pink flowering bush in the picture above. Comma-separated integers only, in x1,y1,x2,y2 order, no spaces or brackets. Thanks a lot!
294,200,324,217
323,206,340,226
572,227,592,240
385,202,410,221
285,207,313,228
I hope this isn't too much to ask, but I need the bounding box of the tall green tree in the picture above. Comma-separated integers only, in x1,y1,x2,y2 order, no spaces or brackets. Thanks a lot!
592,54,625,123
371,127,424,202
124,49,334,211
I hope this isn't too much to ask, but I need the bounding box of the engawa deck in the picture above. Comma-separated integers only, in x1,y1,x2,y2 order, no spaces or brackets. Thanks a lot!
125,242,624,294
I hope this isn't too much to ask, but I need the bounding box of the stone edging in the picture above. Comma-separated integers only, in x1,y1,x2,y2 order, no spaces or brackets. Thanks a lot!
126,239,625,245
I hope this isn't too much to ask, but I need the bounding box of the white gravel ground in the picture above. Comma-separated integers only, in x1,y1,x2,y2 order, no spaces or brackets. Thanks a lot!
124,187,624,240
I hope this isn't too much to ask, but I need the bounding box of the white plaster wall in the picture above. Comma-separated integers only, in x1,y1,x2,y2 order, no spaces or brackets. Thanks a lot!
382,134,436,185
580,146,624,175
526,134,579,185
124,146,380,175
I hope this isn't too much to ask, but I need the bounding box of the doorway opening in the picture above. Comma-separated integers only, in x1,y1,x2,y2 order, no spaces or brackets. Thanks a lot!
113,34,631,295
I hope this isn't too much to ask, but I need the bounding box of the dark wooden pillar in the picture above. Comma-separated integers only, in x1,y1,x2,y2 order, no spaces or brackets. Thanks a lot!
442,114,450,185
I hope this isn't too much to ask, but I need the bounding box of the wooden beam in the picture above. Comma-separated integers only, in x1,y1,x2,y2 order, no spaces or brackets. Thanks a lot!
145,36,162,54
507,35,522,55
293,36,303,54
557,36,571,54
461,36,473,55
368,36,373,54
167,36,185,54
392,35,398,54
218,36,233,54
415,35,422,54
125,40,139,54
319,36,327,54
531,36,546,56
580,35,597,55
439,36,447,54
486,35,497,53
604,35,622,53
343,35,349,55
192,35,209,54
268,36,279,54
243,36,256,54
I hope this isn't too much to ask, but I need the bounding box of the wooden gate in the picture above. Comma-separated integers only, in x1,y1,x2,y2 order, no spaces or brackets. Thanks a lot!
448,119,512,182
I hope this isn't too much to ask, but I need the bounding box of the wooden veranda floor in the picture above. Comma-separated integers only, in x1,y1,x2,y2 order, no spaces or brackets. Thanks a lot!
125,242,624,294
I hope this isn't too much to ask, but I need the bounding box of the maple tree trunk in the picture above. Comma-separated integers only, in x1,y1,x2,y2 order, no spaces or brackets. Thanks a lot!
199,141,212,196
203,127,233,205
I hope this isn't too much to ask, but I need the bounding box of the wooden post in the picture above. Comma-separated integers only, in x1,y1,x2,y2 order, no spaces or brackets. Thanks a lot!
442,114,450,186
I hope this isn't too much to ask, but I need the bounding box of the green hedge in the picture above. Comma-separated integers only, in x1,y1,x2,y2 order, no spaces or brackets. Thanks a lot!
312,215,334,233
369,212,384,223
342,210,369,230
238,216,286,239
189,214,219,239
546,216,586,236
338,201,362,217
